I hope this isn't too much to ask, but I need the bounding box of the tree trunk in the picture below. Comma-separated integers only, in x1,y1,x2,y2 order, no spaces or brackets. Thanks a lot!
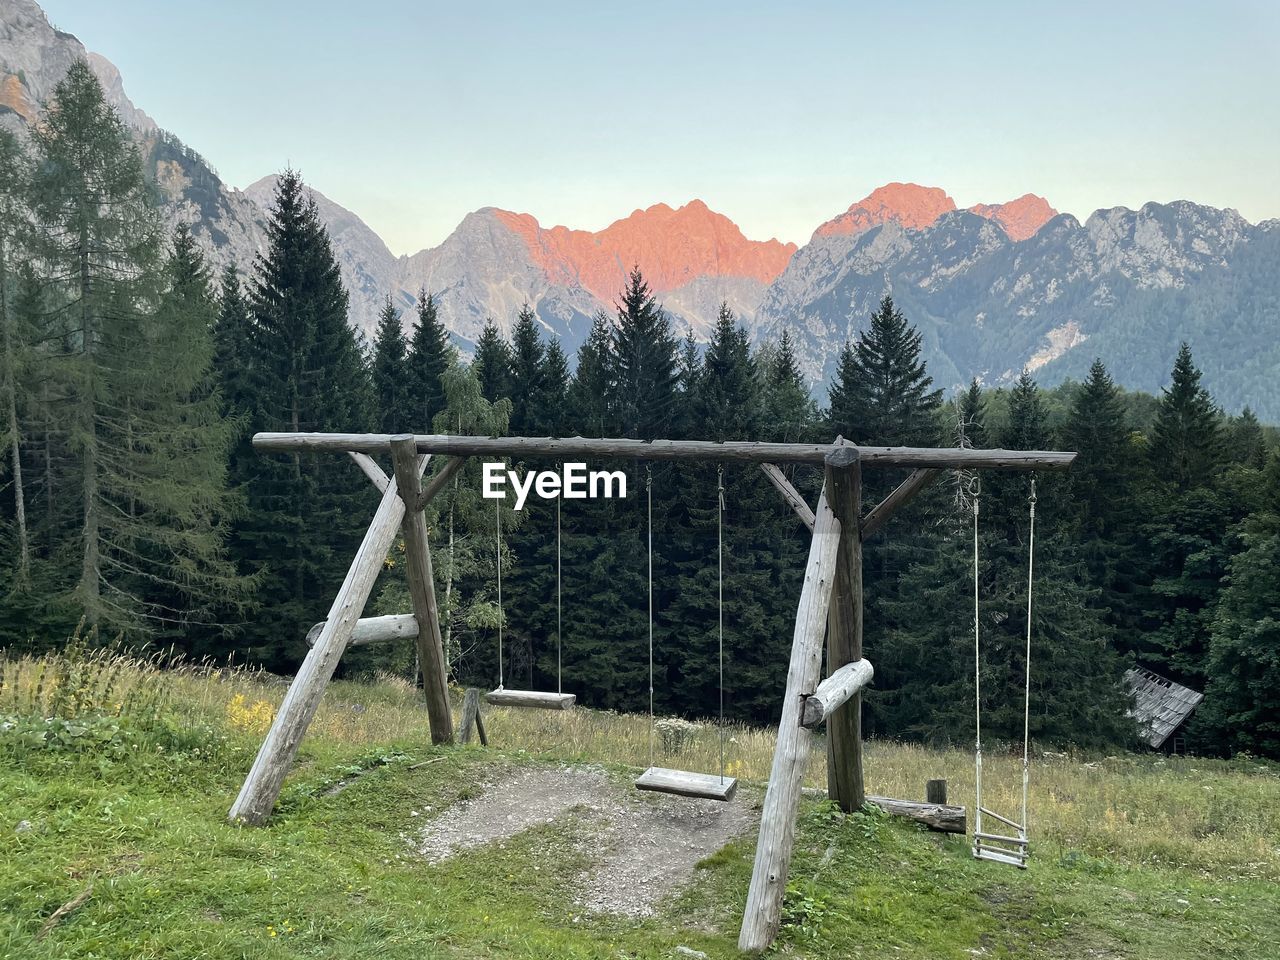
0,238,29,588
76,227,100,625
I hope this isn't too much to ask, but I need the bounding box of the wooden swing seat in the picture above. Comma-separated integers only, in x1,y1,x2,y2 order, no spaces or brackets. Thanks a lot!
484,688,576,710
635,766,738,801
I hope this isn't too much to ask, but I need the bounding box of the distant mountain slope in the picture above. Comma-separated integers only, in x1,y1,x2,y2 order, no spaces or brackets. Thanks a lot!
756,199,1279,419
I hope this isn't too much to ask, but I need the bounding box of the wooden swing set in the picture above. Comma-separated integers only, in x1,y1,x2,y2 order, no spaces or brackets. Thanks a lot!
229,430,1073,952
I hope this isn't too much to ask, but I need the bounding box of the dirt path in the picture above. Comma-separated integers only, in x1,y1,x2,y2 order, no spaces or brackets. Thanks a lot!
412,764,757,917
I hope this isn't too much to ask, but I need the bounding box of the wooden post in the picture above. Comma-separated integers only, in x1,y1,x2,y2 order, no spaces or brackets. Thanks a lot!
823,442,864,812
926,778,948,805
457,687,484,745
229,462,424,825
390,436,454,746
739,490,841,953
800,658,874,728
760,462,815,531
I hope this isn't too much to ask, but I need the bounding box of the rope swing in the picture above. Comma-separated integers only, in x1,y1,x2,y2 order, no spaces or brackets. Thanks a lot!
635,463,738,802
485,469,576,710
972,476,1037,869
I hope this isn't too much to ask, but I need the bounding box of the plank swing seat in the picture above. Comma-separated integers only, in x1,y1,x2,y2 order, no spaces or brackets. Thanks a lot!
484,687,576,710
635,766,738,801
633,465,738,805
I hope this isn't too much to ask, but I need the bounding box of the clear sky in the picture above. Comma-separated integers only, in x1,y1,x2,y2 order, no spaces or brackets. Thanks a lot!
37,0,1280,256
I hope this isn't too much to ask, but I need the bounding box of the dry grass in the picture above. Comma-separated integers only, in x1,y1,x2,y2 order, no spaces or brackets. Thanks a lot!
5,647,1278,883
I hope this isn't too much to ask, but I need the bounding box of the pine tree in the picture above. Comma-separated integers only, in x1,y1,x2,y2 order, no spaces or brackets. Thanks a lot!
407,291,452,430
29,63,246,634
569,312,614,437
213,266,254,418
609,268,679,440
1197,454,1280,756
472,320,511,404
957,379,988,449
234,169,372,667
536,338,571,435
827,295,942,448
371,296,411,433
1227,407,1266,469
1150,343,1222,491
507,304,545,435
760,329,816,443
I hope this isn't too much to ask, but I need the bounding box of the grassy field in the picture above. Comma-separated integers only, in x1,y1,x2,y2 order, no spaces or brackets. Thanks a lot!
2,647,1278,959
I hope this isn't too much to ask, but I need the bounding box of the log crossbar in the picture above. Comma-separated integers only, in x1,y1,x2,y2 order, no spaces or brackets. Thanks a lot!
800,658,874,729
253,432,1076,470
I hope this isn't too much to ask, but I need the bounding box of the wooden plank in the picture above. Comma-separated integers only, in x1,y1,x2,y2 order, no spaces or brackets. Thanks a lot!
823,442,864,812
228,458,426,826
974,831,1027,846
926,778,948,805
417,454,467,512
739,490,842,953
484,689,577,710
252,432,1078,471
760,463,815,531
634,766,738,801
974,846,1027,868
866,796,967,834
390,437,454,747
305,613,418,648
860,468,942,540
800,658,874,728
348,451,389,492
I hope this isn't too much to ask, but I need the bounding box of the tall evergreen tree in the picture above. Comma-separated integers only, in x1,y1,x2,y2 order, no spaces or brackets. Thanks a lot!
407,291,452,430
569,312,613,437
233,169,372,667
827,295,942,448
29,63,245,634
472,320,511,404
760,329,816,443
1150,343,1222,491
213,266,253,418
371,296,412,433
507,304,545,435
609,268,679,440
536,338,571,435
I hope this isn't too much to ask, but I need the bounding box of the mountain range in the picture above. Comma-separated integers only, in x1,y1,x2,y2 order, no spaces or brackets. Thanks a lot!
3,0,1277,418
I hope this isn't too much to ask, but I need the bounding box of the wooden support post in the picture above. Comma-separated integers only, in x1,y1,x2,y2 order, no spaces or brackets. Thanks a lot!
800,658,874,729
739,490,841,953
926,778,948,805
348,451,389,492
417,454,467,512
390,436,454,747
457,687,487,745
860,468,942,540
823,442,864,812
229,460,425,825
760,462,815,531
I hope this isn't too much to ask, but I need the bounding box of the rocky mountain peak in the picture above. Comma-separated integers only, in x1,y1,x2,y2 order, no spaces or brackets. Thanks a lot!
967,193,1057,241
813,183,958,239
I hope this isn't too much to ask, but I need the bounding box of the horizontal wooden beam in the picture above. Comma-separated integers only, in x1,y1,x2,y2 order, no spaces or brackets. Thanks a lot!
866,796,967,834
800,658,874,729
760,463,815,530
253,432,1076,471
860,468,942,540
305,613,417,648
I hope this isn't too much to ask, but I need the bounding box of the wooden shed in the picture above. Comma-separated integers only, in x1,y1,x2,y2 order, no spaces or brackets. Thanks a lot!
1124,667,1204,749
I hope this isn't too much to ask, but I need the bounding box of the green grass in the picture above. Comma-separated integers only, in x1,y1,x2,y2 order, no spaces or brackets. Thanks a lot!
2,650,1278,958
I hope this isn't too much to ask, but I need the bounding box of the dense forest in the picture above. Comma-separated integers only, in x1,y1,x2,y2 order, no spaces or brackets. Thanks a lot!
2,64,1278,758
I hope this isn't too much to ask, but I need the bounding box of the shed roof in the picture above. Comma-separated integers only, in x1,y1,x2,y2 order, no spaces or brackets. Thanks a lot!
1124,667,1204,748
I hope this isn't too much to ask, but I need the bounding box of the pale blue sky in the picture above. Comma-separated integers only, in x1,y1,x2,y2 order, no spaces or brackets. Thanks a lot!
38,0,1280,255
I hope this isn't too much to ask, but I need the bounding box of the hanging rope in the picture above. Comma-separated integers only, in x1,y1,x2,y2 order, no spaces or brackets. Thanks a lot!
556,491,563,696
717,464,726,782
646,464,654,769
972,480,983,838
495,495,503,690
1022,477,1037,834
